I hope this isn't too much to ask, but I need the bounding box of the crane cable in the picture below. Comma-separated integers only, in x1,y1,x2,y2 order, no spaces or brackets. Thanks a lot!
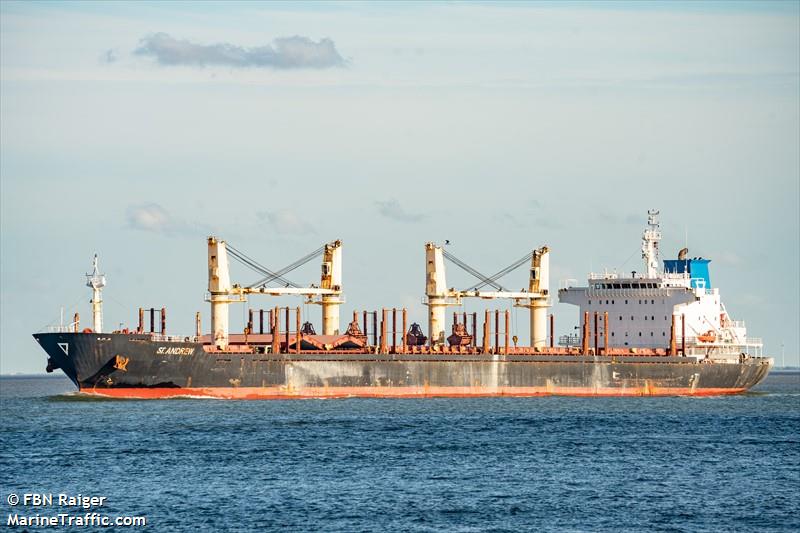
466,252,533,291
226,244,299,288
237,244,326,289
441,249,505,291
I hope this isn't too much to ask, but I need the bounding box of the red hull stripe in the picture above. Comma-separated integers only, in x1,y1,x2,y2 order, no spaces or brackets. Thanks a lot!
80,385,748,399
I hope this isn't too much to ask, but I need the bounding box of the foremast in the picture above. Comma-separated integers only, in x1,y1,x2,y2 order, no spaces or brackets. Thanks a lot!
85,254,106,333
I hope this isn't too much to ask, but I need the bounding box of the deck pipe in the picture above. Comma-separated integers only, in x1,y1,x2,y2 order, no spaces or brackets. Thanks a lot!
471,312,477,348
681,314,686,356
549,314,554,348
138,308,144,334
604,312,609,354
392,308,397,352
494,310,500,352
401,309,408,352
296,307,301,355
479,310,487,353
73,312,80,333
504,310,510,355
272,306,280,354
380,309,388,353
670,315,677,356
161,307,166,335
582,311,590,354
195,312,201,337
285,307,290,349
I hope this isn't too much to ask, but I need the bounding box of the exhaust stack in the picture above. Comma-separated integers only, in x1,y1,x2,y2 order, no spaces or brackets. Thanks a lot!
208,237,232,349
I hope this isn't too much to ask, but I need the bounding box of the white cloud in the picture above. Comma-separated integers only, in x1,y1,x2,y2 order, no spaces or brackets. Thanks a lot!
125,203,196,236
134,33,345,69
257,210,315,234
375,199,425,223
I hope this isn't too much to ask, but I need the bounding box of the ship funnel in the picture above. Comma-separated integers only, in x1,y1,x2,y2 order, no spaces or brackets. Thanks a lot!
320,240,343,335
208,236,232,349
425,242,448,346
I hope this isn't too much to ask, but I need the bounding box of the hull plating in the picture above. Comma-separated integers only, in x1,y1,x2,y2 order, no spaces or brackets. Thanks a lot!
35,333,772,399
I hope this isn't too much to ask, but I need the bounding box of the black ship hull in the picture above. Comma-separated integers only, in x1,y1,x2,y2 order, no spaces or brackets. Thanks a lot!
33,332,772,399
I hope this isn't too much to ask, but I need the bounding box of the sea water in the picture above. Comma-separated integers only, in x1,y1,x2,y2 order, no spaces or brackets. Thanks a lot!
1,373,798,532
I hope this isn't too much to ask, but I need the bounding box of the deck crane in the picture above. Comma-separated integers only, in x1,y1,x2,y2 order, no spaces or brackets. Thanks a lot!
424,243,550,348
207,236,343,349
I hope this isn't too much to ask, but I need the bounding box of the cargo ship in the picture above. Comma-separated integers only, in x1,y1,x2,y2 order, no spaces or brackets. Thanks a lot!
33,211,772,398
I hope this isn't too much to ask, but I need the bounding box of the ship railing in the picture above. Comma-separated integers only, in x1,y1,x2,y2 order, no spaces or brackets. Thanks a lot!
148,333,199,343
684,338,763,357
43,324,78,333
558,334,580,347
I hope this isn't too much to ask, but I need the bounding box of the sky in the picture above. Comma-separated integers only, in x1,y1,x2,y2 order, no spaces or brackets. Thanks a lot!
1,0,798,373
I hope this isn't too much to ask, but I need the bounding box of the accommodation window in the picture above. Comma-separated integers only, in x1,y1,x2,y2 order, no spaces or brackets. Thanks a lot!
638,332,642,337
650,332,654,337
651,316,655,321
619,316,622,321
662,332,666,336
651,300,655,304
625,300,628,304
631,316,634,320
645,316,648,321
612,300,615,305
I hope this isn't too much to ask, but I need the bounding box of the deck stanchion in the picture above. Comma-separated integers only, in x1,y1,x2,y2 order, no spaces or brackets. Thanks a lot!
504,310,510,355
402,308,408,353
272,306,280,354
483,310,490,354
582,311,590,355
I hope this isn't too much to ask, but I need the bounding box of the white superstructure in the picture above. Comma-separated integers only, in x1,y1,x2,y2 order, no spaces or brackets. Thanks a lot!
559,211,762,360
